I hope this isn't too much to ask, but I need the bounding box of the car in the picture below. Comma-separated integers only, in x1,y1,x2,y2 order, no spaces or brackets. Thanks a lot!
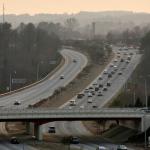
103,69,108,74
117,145,128,150
110,63,114,67
99,84,103,88
92,104,98,108
114,59,118,62
93,82,98,86
69,100,76,106
88,98,93,103
107,82,111,86
10,137,20,144
98,76,103,80
97,92,103,96
77,93,84,99
127,56,131,60
108,73,112,78
95,87,99,91
111,70,115,74
126,60,129,63
118,71,122,75
70,136,80,144
73,59,77,63
117,55,121,58
80,105,84,109
60,75,64,79
89,86,93,89
103,87,107,91
48,126,56,133
96,145,107,150
14,100,21,105
84,89,89,93
129,52,133,55
88,92,92,97
120,58,124,62
91,91,95,95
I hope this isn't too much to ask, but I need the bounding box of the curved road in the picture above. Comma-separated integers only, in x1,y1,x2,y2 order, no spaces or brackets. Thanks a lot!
0,49,87,108
0,48,88,150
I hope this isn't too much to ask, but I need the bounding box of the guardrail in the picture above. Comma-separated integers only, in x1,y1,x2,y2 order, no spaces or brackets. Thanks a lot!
0,108,145,120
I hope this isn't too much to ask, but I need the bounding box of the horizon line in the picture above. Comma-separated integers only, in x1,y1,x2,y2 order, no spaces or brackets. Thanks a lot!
0,10,150,16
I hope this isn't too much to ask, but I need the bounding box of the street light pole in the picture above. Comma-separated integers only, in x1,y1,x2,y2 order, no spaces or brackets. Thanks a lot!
37,63,39,81
144,113,147,149
9,73,12,91
144,79,148,109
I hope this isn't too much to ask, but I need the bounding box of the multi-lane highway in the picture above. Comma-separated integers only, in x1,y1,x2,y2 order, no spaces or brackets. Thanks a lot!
0,49,87,108
0,46,142,149
0,48,88,149
51,46,142,149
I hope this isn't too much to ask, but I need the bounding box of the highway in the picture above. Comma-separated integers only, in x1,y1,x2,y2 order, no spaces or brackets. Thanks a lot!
50,46,142,149
0,49,87,108
0,48,88,149
0,46,142,149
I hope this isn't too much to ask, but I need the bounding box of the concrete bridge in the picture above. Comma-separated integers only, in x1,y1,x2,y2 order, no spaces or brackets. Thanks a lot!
0,108,149,140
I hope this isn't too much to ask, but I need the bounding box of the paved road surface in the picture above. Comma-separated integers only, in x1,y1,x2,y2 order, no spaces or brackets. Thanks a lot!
0,49,87,108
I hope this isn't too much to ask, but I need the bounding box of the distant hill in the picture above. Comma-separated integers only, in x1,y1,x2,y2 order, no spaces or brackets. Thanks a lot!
1,11,150,34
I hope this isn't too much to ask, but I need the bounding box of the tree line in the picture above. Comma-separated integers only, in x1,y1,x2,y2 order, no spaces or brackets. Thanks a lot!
0,22,61,92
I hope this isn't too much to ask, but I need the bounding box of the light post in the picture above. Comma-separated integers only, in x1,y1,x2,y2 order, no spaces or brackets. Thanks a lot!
9,70,16,91
36,61,43,81
144,112,147,149
139,75,150,109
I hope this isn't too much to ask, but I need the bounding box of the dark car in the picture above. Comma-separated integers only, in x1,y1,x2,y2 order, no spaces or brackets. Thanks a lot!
14,101,21,105
70,136,80,144
99,84,103,88
108,73,112,78
95,87,99,91
10,137,20,144
107,82,111,86
77,93,84,99
48,126,56,133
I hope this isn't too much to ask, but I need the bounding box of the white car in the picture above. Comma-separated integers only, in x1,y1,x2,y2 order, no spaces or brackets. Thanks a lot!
14,100,21,105
80,105,84,109
87,98,93,103
88,92,92,97
103,69,108,74
60,75,64,79
114,59,118,62
117,145,128,150
96,146,107,150
69,100,76,106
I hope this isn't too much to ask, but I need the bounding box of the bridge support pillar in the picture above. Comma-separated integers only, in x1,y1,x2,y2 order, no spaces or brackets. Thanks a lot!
26,122,34,135
34,124,43,141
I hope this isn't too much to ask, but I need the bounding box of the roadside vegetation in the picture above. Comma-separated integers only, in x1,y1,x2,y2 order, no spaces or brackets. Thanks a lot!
0,22,61,93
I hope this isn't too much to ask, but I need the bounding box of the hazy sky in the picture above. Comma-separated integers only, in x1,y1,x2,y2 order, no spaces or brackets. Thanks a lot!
1,0,150,15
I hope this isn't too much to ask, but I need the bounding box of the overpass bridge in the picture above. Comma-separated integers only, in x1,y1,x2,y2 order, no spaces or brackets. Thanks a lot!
0,108,149,140
0,108,146,121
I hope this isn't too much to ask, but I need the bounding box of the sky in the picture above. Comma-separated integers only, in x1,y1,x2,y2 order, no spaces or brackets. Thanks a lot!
1,0,150,15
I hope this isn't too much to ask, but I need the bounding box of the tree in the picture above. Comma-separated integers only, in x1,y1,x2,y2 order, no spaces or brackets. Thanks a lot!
64,18,79,31
135,97,143,107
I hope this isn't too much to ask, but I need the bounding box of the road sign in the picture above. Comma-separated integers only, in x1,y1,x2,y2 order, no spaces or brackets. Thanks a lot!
12,78,26,84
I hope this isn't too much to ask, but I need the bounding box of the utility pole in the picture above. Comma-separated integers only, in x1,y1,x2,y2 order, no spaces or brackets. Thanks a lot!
3,3,5,24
